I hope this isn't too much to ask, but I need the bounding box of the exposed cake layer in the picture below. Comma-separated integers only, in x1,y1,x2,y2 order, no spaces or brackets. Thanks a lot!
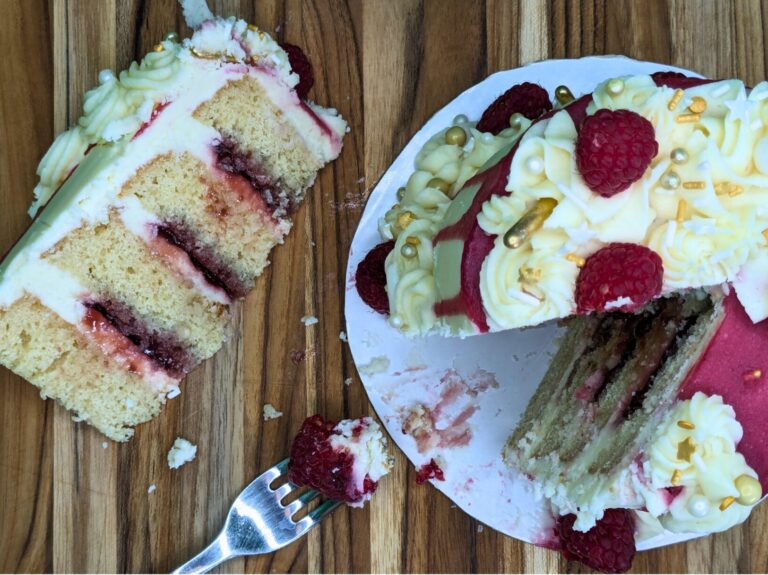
0,297,167,441
119,152,284,294
0,16,346,441
505,291,725,529
43,215,229,364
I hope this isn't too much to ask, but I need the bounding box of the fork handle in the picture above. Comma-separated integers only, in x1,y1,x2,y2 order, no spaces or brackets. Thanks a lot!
171,534,234,574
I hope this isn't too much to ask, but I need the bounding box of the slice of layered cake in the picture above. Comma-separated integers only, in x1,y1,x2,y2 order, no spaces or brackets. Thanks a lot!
0,10,346,440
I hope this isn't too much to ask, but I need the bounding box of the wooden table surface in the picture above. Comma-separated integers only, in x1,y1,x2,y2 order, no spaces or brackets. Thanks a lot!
2,0,768,573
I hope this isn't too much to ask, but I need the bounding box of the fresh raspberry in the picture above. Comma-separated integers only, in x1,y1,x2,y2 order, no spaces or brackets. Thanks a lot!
415,459,445,485
575,243,663,314
556,509,636,573
287,415,377,504
476,82,552,134
651,70,713,90
280,43,314,99
355,241,394,315
575,109,658,197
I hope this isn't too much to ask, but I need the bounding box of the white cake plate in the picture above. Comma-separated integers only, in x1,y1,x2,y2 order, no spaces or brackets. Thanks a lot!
345,56,713,550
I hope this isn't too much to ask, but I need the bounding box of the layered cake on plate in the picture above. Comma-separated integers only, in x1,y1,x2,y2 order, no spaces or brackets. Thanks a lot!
0,5,346,441
355,71,768,571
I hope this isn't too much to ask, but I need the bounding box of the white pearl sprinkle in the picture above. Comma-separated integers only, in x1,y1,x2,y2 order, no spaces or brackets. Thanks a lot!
98,69,116,84
607,78,625,95
480,132,494,144
400,244,417,258
687,494,710,518
525,156,545,175
453,114,469,125
670,148,689,164
389,315,404,328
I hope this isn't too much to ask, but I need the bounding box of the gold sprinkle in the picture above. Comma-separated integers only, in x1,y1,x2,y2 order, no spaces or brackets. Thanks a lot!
668,89,685,111
719,496,736,511
503,198,559,249
677,436,696,463
676,113,701,123
671,469,682,486
566,253,586,268
683,181,706,190
519,267,542,285
677,420,696,430
743,369,763,383
688,96,707,114
405,236,421,247
763,229,768,245
396,211,415,230
153,43,165,52
696,124,711,137
715,182,744,197
247,24,259,32
676,199,688,222
728,186,744,197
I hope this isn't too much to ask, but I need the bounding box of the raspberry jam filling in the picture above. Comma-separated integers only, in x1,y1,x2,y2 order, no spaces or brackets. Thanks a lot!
156,222,247,299
213,137,290,218
82,300,193,378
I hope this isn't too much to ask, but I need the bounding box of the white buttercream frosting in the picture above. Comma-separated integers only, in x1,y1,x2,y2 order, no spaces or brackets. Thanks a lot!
474,75,768,332
329,417,393,507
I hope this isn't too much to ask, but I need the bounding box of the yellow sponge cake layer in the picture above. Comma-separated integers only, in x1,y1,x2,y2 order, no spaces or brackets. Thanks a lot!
120,152,283,291
0,16,346,440
0,297,165,441
43,215,229,365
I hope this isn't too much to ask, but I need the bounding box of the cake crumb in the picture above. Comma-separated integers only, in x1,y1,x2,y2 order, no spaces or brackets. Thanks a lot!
101,442,108,449
344,377,353,387
167,437,197,469
477,524,484,533
359,356,390,376
263,404,283,421
148,484,157,494
166,385,181,399
339,331,348,342
301,315,319,326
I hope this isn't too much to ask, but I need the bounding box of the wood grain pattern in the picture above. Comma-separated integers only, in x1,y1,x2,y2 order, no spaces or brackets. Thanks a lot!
1,0,767,572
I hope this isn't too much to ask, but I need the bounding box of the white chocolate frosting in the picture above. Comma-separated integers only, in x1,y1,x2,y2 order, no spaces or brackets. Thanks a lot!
380,121,527,334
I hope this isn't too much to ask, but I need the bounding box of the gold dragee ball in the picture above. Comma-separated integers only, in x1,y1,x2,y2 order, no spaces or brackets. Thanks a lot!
607,78,625,96
445,126,467,146
400,244,417,259
153,43,165,52
662,171,681,190
509,112,526,129
427,178,451,194
670,148,689,164
555,85,575,105
735,474,762,506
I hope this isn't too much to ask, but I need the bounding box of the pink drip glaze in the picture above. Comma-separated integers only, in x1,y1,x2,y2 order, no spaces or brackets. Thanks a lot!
678,293,768,491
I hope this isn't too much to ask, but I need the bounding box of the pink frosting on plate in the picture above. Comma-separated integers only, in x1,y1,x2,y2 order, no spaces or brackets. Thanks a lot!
678,292,768,491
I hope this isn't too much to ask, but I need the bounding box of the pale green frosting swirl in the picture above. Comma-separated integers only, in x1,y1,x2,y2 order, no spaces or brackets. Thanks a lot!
30,127,89,217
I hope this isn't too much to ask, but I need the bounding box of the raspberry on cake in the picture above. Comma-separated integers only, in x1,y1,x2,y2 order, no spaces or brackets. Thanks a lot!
0,8,346,440
363,73,768,336
287,415,392,507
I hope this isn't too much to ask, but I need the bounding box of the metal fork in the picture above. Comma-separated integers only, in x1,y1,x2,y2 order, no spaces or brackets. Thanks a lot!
172,458,340,574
